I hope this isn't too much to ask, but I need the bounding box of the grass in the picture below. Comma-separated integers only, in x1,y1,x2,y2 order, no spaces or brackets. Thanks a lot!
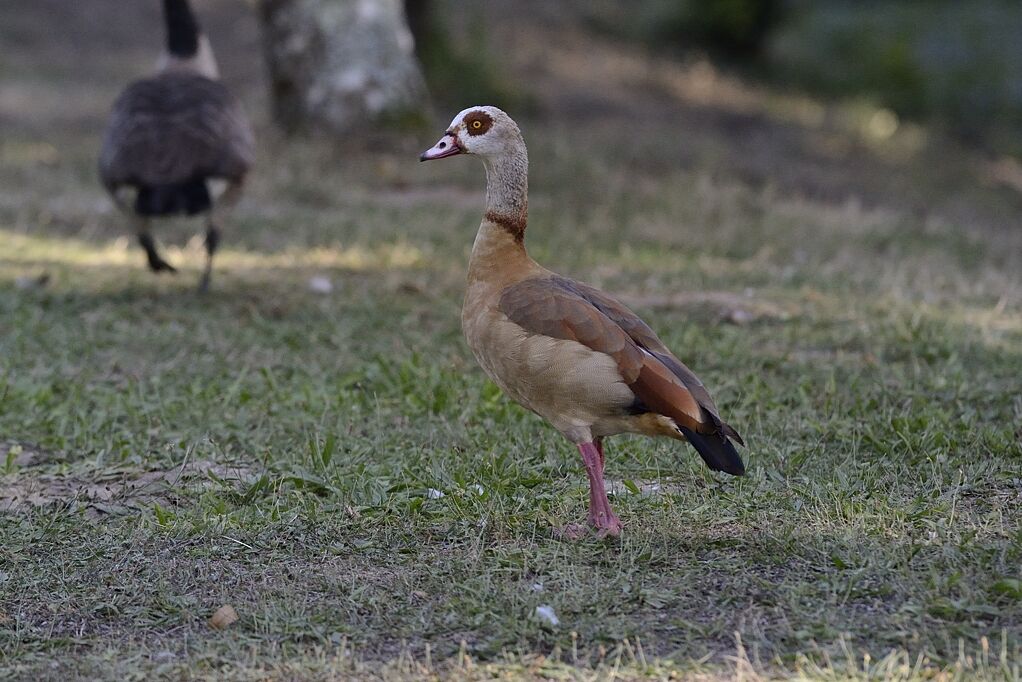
2,1,1022,679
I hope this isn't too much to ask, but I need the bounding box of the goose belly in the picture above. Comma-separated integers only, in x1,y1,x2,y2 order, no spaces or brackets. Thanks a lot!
463,309,636,438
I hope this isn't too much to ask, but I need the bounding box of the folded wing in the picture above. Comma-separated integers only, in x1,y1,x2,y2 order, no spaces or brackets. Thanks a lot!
498,276,744,475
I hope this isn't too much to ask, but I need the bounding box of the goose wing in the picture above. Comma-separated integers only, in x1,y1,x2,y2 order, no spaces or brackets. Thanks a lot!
563,279,744,445
498,276,741,441
99,72,254,192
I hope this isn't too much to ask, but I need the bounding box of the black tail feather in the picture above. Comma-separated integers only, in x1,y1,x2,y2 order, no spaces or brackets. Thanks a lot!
679,426,745,476
135,178,211,216
721,422,745,447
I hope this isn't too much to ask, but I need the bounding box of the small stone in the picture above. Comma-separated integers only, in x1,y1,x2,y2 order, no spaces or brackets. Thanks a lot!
728,309,754,325
308,276,333,294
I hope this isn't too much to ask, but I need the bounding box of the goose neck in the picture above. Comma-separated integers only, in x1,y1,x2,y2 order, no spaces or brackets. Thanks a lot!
159,0,219,78
482,146,528,234
164,0,200,58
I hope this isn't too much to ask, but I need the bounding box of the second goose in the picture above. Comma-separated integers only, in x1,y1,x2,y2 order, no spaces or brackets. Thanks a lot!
99,0,255,292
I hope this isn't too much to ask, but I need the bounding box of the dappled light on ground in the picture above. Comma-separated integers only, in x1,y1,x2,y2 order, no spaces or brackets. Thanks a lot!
0,229,425,276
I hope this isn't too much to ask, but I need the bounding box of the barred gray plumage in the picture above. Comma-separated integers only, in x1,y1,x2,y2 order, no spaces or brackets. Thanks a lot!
97,0,254,291
99,72,254,207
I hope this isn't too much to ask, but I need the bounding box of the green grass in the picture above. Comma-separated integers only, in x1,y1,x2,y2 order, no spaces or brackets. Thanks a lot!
2,2,1022,680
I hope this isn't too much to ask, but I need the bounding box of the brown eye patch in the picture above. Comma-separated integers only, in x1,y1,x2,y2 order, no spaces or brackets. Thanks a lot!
464,110,493,136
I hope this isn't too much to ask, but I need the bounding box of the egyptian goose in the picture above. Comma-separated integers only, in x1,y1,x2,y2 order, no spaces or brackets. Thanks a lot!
99,0,255,292
421,106,745,538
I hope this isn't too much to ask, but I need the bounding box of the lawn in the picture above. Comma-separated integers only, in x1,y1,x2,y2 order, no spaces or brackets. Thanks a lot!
1,1,1021,680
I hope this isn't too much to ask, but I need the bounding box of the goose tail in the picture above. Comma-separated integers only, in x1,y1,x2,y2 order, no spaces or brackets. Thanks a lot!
678,426,745,476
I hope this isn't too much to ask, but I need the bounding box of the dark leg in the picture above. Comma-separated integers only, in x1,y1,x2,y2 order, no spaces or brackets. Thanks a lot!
137,229,177,273
578,441,622,538
198,220,220,293
199,179,243,292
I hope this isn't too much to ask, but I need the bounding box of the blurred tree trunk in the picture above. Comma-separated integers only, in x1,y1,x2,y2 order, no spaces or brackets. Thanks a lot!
257,0,427,135
403,0,430,55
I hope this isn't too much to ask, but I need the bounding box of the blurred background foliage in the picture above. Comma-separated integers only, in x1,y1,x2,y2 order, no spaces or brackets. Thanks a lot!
769,0,1022,155
404,0,529,115
414,0,1022,158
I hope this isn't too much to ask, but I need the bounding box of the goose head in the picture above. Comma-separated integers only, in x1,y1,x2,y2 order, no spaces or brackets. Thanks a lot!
420,106,521,162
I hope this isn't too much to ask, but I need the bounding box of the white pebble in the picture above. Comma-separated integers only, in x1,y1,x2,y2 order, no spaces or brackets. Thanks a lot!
535,604,559,626
308,276,333,294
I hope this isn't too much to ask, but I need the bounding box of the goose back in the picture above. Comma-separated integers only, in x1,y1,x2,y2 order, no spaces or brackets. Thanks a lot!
99,72,254,197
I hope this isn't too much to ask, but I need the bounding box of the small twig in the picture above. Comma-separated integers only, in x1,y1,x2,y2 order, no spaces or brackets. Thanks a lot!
171,441,196,487
222,535,255,551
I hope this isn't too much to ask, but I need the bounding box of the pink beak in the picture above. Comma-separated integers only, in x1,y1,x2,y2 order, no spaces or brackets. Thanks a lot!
420,133,462,161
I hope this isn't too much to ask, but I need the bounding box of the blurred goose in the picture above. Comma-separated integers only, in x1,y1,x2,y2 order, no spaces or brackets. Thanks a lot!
99,0,254,292
421,106,745,538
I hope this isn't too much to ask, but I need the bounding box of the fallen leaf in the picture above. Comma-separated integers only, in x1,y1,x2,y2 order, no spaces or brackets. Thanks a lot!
209,604,239,629
85,484,114,501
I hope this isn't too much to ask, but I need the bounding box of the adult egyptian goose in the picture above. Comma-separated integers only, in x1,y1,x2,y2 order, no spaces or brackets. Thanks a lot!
99,0,255,292
421,106,745,538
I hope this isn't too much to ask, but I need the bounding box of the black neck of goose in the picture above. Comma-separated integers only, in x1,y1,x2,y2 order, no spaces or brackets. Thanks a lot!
164,0,200,58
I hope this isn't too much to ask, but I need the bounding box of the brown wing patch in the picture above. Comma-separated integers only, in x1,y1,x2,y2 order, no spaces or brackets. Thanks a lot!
566,280,667,352
498,278,644,382
630,354,704,431
498,277,707,430
464,110,493,136
498,276,744,444
562,278,731,423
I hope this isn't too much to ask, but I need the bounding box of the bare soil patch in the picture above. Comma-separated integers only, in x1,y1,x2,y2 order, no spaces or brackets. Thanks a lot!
0,459,254,518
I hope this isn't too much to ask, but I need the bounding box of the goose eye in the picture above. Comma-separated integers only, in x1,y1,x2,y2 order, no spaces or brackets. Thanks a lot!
464,111,492,135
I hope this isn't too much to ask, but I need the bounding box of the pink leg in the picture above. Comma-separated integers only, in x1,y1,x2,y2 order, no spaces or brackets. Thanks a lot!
586,437,605,527
586,478,600,527
578,441,622,538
